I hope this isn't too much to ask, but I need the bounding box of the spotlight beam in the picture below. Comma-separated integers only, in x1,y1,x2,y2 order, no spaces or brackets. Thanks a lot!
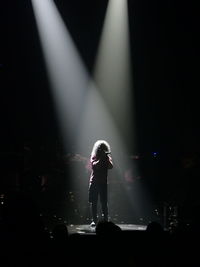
94,0,134,148
31,0,89,147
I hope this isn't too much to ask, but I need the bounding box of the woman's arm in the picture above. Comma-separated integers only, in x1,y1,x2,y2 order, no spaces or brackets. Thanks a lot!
91,154,113,169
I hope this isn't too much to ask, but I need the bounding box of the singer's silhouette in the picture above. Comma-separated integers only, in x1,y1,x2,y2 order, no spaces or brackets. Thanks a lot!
88,140,113,227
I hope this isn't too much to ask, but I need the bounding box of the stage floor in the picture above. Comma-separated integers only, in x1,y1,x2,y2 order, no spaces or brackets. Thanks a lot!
67,223,147,234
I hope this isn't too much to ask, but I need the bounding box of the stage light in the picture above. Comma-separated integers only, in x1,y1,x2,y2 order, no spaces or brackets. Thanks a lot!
93,0,134,147
31,0,89,150
31,0,130,223
31,0,156,224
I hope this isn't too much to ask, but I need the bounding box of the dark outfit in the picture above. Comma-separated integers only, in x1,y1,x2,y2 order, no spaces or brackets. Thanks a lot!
88,153,113,223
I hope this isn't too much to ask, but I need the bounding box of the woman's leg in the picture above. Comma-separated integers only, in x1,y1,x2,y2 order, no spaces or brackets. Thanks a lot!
89,183,98,224
99,184,108,221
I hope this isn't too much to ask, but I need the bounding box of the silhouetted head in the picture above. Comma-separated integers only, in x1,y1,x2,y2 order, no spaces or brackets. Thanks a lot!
96,220,122,237
146,221,164,233
52,223,69,242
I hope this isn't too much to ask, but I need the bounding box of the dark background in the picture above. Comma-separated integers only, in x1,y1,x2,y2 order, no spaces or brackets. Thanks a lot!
0,0,199,224
0,0,199,152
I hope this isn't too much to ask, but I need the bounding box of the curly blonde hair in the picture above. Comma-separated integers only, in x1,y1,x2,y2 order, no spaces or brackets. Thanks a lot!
91,140,111,159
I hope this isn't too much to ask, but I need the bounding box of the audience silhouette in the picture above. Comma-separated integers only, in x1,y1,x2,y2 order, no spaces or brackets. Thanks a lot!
1,190,200,266
1,190,51,266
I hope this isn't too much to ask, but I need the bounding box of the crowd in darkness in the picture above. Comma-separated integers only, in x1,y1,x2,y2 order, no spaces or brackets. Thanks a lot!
1,120,199,265
0,142,200,266
1,190,200,266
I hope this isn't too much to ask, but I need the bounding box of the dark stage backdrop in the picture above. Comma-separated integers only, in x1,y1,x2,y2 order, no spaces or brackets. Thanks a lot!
0,0,199,225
